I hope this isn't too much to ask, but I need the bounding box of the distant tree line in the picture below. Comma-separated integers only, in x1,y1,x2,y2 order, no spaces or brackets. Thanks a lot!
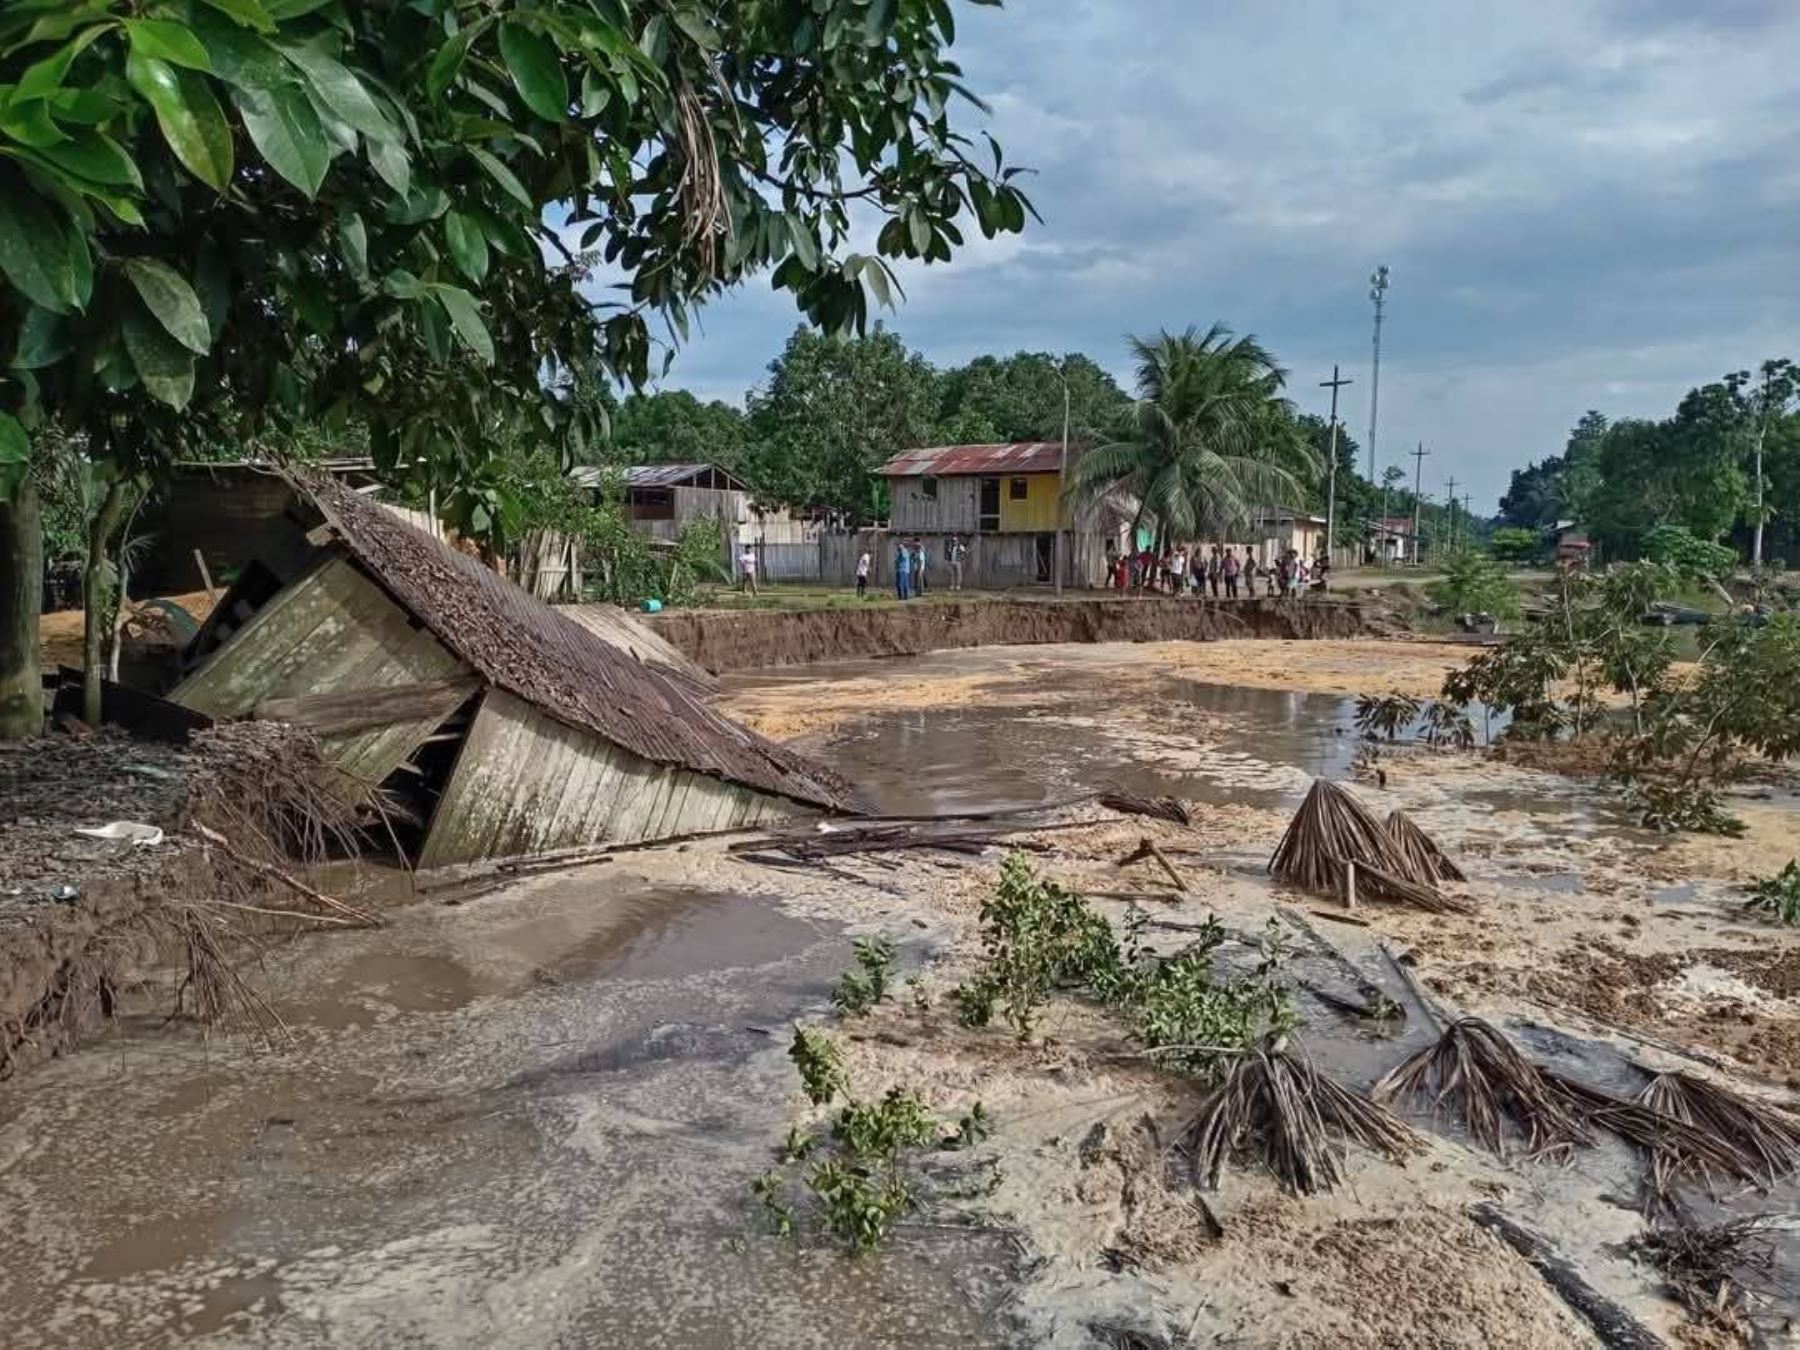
1497,360,1798,564
602,323,1444,543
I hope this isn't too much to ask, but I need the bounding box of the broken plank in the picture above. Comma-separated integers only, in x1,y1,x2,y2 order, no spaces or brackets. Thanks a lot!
254,678,478,735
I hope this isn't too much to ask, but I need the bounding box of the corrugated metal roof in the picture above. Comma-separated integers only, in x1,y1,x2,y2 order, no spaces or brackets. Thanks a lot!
876,443,1067,478
297,476,869,816
570,463,748,490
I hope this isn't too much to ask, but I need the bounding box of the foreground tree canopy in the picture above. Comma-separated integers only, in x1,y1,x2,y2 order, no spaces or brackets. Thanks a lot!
0,0,1036,736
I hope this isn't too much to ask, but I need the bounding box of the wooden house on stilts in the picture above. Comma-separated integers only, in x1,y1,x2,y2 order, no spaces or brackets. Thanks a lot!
168,476,867,867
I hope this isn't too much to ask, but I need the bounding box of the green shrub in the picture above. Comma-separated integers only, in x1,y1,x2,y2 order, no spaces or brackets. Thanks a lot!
831,936,897,1016
1642,525,1735,581
1429,552,1522,621
1354,692,1421,741
1745,861,1800,925
789,1027,849,1105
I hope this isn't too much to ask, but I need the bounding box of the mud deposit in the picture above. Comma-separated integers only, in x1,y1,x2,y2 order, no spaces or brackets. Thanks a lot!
0,872,1013,1347
648,595,1364,674
5,636,1799,1348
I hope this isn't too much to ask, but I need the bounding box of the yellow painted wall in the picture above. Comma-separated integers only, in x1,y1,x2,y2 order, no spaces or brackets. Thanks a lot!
995,472,1069,532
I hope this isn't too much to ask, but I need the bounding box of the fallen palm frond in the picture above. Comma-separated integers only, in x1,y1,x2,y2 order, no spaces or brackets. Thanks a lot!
1376,1016,1591,1160
1269,779,1474,913
1383,810,1467,883
1179,1042,1421,1195
1548,1073,1768,1202
1629,1216,1780,1337
1635,1071,1800,1196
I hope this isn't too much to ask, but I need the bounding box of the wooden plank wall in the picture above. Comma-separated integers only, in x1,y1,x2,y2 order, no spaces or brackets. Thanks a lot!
887,476,980,533
419,688,799,868
170,557,469,786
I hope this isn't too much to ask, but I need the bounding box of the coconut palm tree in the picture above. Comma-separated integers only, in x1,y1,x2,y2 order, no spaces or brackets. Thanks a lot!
1069,325,1314,548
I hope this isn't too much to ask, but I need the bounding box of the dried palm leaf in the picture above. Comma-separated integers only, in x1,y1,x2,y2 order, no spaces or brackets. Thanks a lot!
1383,810,1467,883
1180,1043,1421,1195
1269,780,1473,913
1375,1016,1591,1160
1630,1215,1780,1336
1635,1071,1800,1196
1548,1073,1766,1203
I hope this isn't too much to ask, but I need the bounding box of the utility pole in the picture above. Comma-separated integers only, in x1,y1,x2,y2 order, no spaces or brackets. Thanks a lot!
1409,441,1429,565
1367,264,1390,565
1319,365,1353,561
1463,494,1473,555
1444,476,1458,553
1054,359,1071,596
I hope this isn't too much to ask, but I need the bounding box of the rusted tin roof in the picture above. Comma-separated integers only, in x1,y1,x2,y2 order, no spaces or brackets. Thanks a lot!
298,477,869,815
876,443,1067,478
570,463,748,490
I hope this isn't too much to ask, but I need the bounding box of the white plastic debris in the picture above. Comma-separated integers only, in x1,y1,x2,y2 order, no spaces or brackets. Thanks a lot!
73,821,165,847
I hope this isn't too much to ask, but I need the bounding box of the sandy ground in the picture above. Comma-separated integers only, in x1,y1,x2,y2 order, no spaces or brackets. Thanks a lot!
38,590,217,671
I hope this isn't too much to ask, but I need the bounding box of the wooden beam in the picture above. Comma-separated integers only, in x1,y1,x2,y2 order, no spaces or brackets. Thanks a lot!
253,677,478,735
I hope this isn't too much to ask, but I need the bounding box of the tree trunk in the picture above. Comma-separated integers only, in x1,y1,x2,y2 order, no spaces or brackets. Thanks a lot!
81,479,128,727
0,477,44,739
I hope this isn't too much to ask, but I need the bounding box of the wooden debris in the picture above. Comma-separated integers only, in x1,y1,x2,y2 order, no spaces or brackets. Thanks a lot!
1469,1204,1666,1350
1098,791,1192,825
191,823,380,928
1117,836,1188,892
1269,779,1473,914
1383,809,1467,883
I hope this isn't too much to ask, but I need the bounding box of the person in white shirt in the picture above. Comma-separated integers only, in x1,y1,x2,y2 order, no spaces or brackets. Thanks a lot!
738,545,758,595
855,550,871,599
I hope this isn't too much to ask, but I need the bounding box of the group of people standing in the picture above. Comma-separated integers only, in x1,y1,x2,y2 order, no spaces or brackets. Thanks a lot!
857,536,970,600
1105,542,1328,599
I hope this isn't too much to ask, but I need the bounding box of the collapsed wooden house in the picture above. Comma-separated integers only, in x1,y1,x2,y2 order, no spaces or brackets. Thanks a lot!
167,476,868,867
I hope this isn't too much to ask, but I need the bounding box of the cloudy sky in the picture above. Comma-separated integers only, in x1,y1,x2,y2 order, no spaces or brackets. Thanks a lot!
636,0,1800,511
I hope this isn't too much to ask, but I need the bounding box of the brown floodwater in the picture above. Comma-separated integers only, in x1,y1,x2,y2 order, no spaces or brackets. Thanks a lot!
0,872,1016,1347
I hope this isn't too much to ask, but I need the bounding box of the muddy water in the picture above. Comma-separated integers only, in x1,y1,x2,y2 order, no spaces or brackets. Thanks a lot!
0,874,1014,1347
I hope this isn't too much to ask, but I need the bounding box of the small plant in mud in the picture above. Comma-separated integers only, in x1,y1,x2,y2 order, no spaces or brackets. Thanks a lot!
831,936,897,1016
1745,860,1800,925
757,1042,995,1255
905,974,930,1012
1126,918,1299,1076
942,1101,993,1150
1419,701,1476,751
1353,692,1421,742
1625,780,1747,838
805,1160,912,1255
951,853,1130,1038
789,1027,849,1105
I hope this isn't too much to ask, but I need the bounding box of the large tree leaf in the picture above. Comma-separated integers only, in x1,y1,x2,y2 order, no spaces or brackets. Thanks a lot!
121,305,197,409
14,23,114,101
497,21,567,121
468,145,530,208
426,17,493,100
337,207,367,278
31,128,142,189
125,19,214,71
125,51,234,191
0,412,26,465
123,257,212,353
190,10,292,89
0,100,69,148
10,306,75,369
443,210,489,284
198,0,276,32
0,189,81,313
429,284,493,363
233,82,329,196
277,39,399,143
366,134,411,194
